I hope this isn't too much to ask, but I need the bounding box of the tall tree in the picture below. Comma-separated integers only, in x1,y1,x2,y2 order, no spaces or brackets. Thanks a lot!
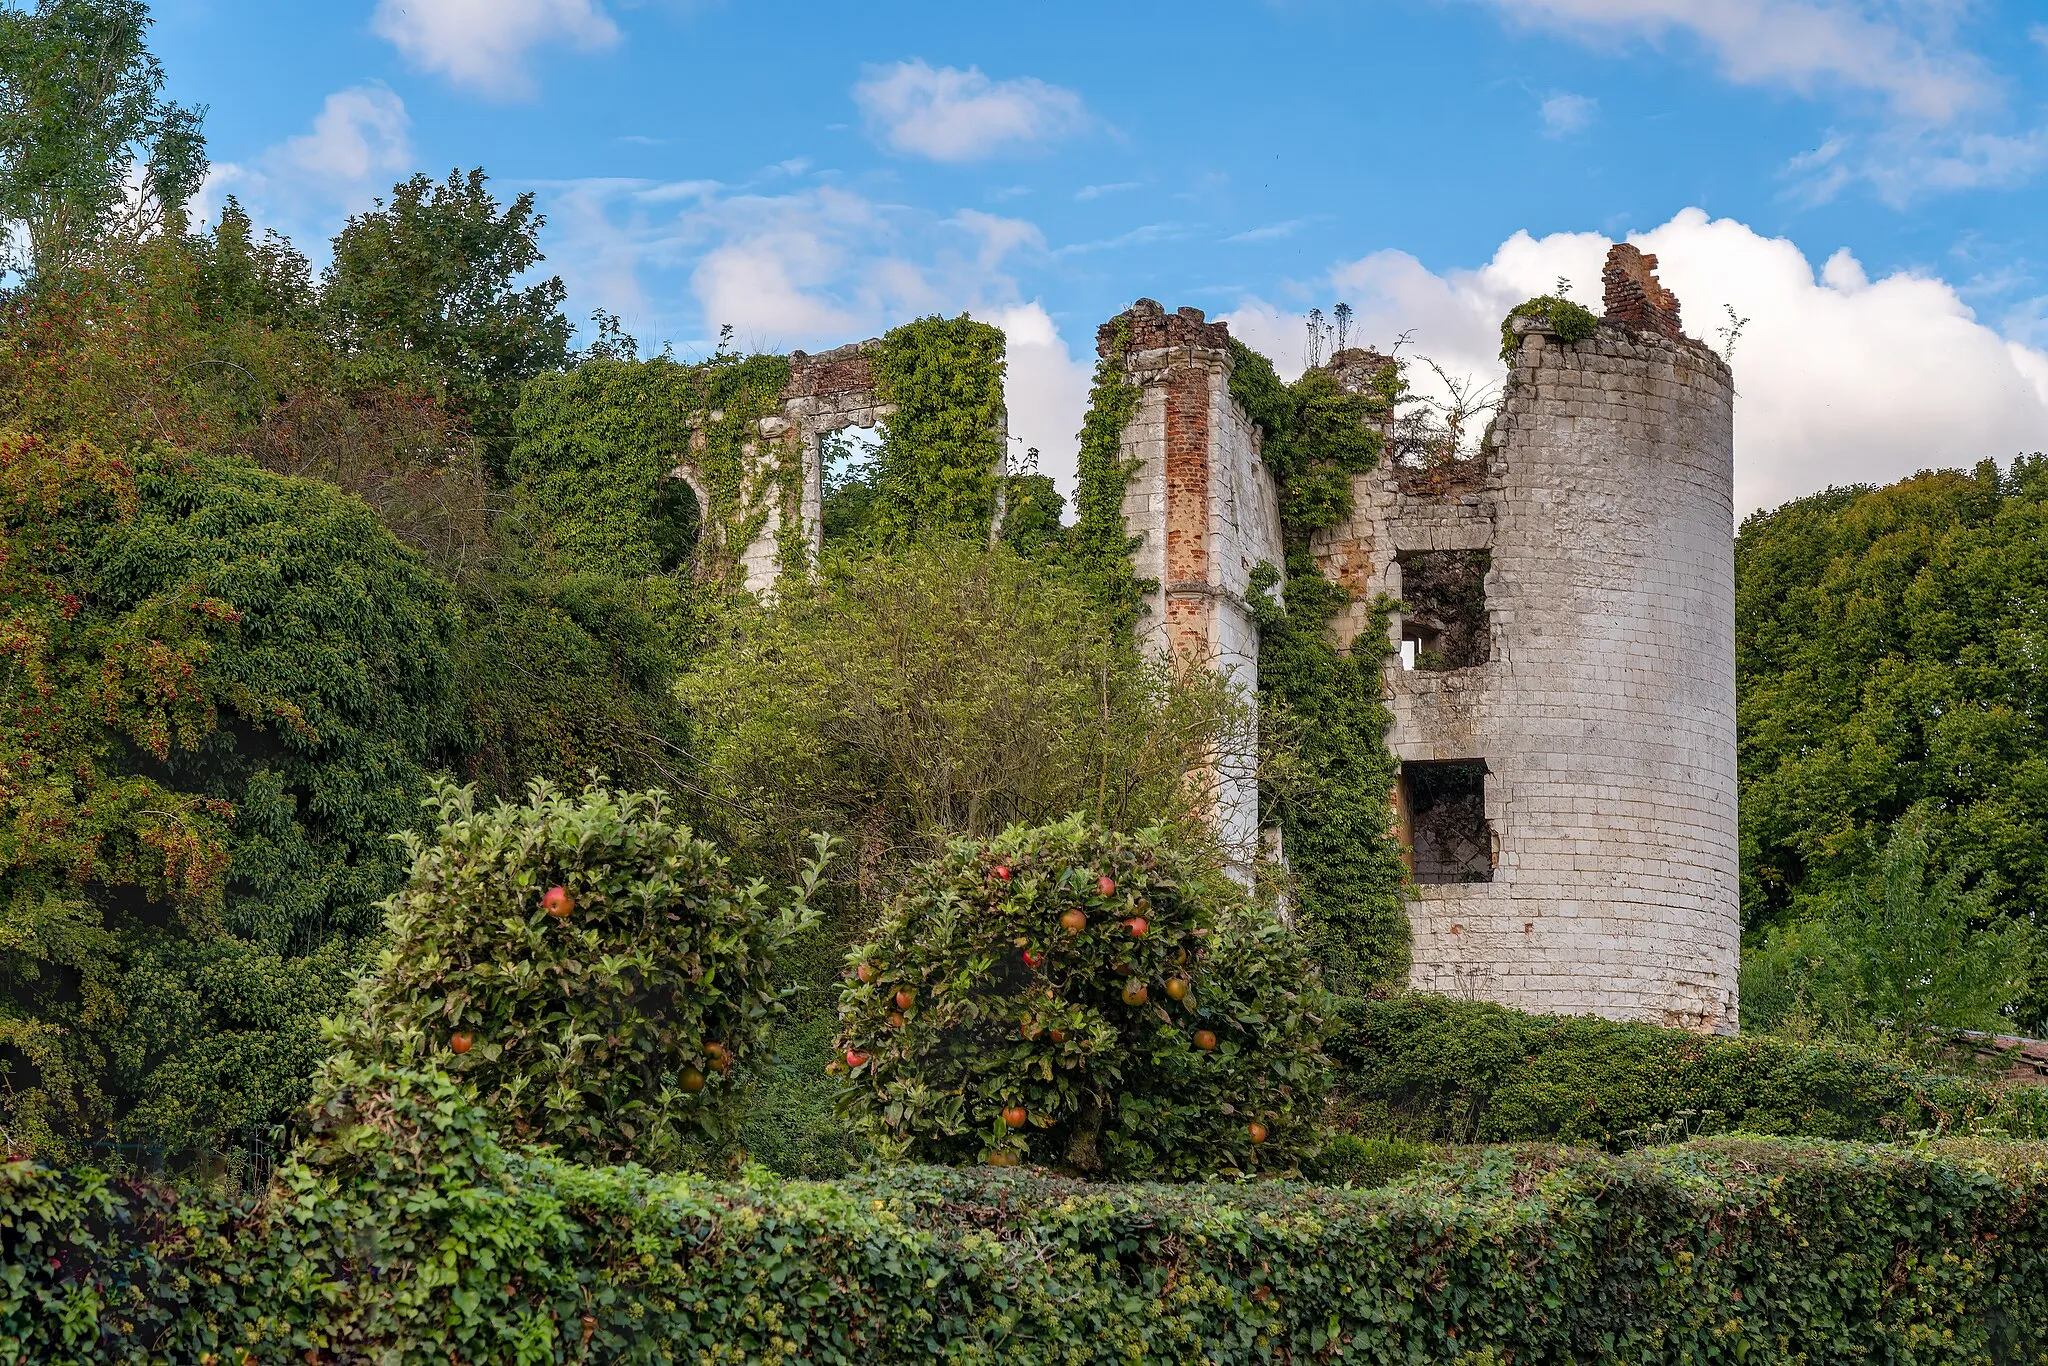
0,0,204,283
324,168,571,475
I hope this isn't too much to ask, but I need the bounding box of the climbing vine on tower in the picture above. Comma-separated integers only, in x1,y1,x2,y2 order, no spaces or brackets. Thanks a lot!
1230,340,1412,993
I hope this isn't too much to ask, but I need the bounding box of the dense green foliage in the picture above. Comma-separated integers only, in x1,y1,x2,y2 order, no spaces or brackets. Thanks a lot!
1,436,456,1158
837,818,1328,1177
1328,993,2048,1148
338,780,822,1167
681,540,1248,892
682,543,1252,1175
1228,339,1410,993
1228,339,1389,534
9,1060,2048,1362
866,315,1008,545
506,358,704,580
0,0,204,283
1737,459,2048,1029
450,571,692,797
323,169,571,474
1743,808,2029,1039
1250,566,1409,993
1500,294,1599,358
509,349,795,586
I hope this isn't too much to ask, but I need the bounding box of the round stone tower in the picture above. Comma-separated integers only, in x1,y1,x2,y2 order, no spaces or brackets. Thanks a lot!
1381,245,1740,1030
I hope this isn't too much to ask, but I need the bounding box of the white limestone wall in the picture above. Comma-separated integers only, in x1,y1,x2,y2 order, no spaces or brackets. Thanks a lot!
1117,345,1283,865
1206,366,1284,857
1398,321,1739,1031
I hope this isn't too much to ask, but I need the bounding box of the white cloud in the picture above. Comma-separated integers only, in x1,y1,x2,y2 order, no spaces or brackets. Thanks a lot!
1539,91,1597,136
853,60,1090,162
371,0,619,99
1477,0,1988,121
1223,208,2048,517
277,86,412,184
984,301,1093,502
196,85,412,235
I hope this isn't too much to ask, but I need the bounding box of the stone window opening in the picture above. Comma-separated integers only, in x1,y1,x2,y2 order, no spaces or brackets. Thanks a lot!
1395,549,1491,670
820,424,884,545
1400,760,1495,885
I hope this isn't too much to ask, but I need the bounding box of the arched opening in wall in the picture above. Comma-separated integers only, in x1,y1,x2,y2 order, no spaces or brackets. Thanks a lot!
653,470,703,574
821,425,883,546
1396,550,1491,671
1400,760,1495,885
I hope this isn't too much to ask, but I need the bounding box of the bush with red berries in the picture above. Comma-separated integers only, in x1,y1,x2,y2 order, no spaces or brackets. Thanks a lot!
835,816,1328,1178
336,778,824,1168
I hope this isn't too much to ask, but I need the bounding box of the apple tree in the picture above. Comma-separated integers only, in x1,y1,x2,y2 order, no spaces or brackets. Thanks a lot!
835,817,1328,1178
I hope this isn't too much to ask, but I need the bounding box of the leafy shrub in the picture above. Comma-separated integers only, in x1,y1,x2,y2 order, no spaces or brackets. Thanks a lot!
681,539,1254,892
0,438,458,1159
1304,1132,1437,1187
335,779,824,1167
1328,992,2048,1147
1742,805,2029,1039
7,1061,2048,1363
1500,294,1599,358
836,818,1328,1177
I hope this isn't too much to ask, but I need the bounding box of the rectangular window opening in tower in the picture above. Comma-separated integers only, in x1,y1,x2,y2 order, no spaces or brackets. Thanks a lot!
1396,550,1491,671
1402,760,1495,885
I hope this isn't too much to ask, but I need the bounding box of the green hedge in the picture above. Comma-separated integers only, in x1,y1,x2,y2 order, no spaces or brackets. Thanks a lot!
7,1060,2048,1363
1331,993,2048,1146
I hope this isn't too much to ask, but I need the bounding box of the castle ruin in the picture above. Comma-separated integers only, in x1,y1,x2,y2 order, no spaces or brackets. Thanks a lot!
1107,245,1739,1033
712,243,1740,1034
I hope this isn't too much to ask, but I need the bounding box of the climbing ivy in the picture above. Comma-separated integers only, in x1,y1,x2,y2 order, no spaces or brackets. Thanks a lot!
1068,317,1147,631
1251,560,1410,992
1500,295,1598,360
867,315,1008,545
510,350,793,588
1230,340,1412,992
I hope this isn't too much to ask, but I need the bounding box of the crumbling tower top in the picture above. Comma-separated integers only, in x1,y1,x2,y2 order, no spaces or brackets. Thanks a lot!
1098,298,1232,356
1601,243,1686,342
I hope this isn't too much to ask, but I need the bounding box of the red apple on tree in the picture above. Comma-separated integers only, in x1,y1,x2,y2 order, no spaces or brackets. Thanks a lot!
845,1050,869,1069
895,988,915,1010
1247,1122,1268,1145
1003,1105,1027,1128
679,1067,706,1093
1060,908,1087,934
449,1031,474,1055
856,962,876,984
1097,875,1116,897
993,864,1012,882
542,886,573,919
1125,916,1148,939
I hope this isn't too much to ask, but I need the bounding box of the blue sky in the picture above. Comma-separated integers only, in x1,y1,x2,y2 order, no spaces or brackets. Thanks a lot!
152,0,2048,513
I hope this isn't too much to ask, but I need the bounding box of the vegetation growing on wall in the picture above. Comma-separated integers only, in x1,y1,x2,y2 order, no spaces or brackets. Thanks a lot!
866,315,1007,545
509,348,792,589
1500,294,1599,359
1228,338,1412,993
1067,317,1147,629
